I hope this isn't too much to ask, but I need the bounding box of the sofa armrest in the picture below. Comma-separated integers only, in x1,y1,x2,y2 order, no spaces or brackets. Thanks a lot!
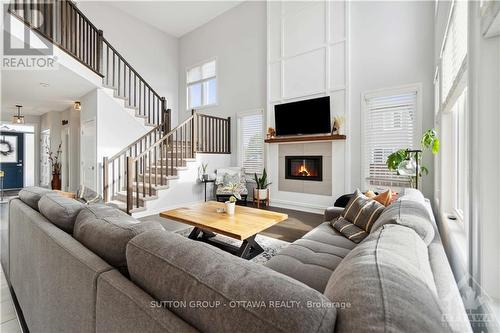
324,207,344,221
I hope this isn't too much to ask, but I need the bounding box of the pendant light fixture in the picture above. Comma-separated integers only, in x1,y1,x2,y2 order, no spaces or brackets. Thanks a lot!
74,101,81,111
12,105,25,124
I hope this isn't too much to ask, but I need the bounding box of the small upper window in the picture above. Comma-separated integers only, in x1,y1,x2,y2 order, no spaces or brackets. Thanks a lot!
187,60,217,110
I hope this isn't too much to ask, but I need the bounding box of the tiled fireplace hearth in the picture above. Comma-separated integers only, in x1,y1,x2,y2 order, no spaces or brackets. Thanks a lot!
279,142,332,196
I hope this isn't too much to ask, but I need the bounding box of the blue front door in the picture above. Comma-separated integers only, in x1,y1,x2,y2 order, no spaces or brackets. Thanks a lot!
0,132,24,189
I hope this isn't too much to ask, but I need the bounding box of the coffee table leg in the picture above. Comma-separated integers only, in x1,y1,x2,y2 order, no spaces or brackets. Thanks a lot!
237,235,264,259
188,227,202,240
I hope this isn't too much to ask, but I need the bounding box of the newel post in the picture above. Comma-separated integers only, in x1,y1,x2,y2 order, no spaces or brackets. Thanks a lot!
191,109,196,155
96,30,104,74
103,156,108,202
227,116,231,154
126,156,134,215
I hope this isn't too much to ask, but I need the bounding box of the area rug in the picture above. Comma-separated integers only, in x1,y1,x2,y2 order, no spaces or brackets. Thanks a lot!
176,227,289,264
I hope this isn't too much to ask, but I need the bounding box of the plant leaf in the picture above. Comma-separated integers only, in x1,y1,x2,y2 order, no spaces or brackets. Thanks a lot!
432,139,440,154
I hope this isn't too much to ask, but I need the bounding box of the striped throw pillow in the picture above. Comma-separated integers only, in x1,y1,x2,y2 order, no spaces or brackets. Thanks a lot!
331,217,368,243
342,189,385,232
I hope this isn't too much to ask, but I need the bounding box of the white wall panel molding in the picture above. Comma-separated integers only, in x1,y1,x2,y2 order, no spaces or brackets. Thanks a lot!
266,0,349,208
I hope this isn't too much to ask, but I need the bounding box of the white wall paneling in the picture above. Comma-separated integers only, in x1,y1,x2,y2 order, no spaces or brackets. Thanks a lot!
266,0,349,212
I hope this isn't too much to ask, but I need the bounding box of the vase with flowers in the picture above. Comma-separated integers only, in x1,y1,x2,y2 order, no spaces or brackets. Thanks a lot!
48,143,62,190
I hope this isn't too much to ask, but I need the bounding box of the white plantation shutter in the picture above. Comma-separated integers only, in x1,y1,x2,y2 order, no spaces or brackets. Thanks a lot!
441,1,467,107
239,111,264,175
364,91,418,187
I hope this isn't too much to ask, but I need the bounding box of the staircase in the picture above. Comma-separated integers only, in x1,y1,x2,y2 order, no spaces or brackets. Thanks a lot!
103,112,231,214
9,0,231,214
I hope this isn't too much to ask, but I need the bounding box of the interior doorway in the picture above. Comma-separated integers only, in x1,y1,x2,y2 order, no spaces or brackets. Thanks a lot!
40,129,51,187
61,127,70,191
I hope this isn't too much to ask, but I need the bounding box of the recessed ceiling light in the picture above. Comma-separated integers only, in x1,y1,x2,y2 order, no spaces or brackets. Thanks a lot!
40,82,49,88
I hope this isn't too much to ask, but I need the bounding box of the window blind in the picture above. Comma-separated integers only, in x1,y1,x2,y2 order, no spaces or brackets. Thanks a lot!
239,112,264,175
364,91,417,187
441,1,467,105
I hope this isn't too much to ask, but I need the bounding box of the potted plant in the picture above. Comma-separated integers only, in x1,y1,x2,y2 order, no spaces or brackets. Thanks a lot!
200,163,209,180
254,168,271,200
225,194,240,215
386,129,440,189
48,143,62,190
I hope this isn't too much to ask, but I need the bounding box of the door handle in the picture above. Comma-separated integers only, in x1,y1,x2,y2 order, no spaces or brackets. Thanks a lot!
16,163,23,167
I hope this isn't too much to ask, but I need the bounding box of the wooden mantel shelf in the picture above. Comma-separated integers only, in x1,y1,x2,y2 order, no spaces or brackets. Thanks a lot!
264,134,346,143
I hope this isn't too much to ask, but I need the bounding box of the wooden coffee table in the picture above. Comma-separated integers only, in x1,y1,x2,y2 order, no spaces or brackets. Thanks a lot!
160,201,288,259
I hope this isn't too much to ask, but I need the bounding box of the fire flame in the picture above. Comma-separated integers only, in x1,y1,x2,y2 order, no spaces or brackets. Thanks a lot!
298,164,310,176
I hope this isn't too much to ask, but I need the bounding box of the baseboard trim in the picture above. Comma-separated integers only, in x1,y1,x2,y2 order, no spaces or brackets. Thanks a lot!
269,199,326,215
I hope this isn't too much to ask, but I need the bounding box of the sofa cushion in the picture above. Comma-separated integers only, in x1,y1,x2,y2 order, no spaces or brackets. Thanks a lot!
76,185,103,204
127,230,336,333
371,197,435,245
331,216,368,243
38,193,84,233
342,189,384,232
74,204,164,274
18,186,53,211
265,222,355,292
323,224,450,332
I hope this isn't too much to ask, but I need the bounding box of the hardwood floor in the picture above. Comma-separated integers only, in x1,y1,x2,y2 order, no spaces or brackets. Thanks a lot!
254,205,324,243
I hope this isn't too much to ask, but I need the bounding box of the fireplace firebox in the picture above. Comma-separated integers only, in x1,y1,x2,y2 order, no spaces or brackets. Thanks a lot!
285,156,323,181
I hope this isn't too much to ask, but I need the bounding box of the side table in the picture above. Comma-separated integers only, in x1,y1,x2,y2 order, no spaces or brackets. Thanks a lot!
200,179,215,202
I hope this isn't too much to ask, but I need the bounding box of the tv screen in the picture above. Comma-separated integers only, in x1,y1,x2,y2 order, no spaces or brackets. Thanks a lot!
274,96,331,136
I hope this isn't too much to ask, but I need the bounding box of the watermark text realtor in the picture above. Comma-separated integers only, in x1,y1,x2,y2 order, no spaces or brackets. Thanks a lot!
2,3,57,70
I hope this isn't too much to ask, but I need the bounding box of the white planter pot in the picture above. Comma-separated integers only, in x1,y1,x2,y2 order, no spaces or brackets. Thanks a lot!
225,201,236,215
256,189,268,200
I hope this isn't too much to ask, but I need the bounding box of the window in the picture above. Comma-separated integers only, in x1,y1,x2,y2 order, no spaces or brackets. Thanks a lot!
437,0,468,224
187,59,217,109
441,1,467,106
452,90,468,219
363,88,419,188
238,110,264,175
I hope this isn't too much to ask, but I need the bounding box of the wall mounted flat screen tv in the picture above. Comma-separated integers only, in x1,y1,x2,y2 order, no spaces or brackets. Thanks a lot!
274,96,331,136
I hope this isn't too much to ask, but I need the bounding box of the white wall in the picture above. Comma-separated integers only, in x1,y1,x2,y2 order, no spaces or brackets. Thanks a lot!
60,107,81,191
79,87,150,193
350,1,435,198
178,1,267,165
79,2,179,125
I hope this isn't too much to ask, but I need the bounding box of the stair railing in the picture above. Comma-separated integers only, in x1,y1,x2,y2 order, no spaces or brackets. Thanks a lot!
9,0,103,75
102,39,167,127
116,111,230,213
103,109,170,203
9,0,169,129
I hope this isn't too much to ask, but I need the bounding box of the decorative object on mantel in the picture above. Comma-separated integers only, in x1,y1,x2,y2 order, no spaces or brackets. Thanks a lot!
331,115,345,135
48,143,62,190
265,134,346,144
267,127,276,139
254,168,271,207
199,162,209,180
386,129,440,189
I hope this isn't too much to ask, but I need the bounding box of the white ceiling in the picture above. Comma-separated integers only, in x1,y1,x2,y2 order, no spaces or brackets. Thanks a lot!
109,1,244,38
1,66,97,116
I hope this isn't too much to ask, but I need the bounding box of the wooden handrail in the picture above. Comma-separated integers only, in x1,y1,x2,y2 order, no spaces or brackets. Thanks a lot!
102,38,162,100
108,109,170,163
134,115,194,161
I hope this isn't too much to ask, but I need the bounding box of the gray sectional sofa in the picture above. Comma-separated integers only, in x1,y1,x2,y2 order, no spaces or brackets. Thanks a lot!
7,187,471,332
